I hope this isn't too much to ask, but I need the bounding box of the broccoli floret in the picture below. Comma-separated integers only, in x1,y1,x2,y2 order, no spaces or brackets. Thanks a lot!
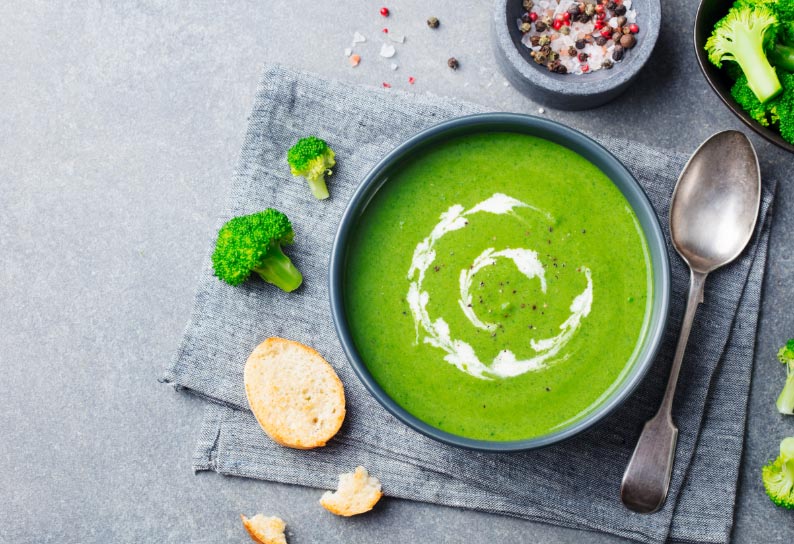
211,209,303,292
772,0,794,44
762,437,794,509
775,339,794,414
287,136,336,200
732,75,774,126
706,5,782,103
734,0,794,44
772,73,794,143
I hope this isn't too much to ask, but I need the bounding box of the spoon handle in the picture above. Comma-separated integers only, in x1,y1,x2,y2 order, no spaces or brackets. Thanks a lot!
620,269,707,514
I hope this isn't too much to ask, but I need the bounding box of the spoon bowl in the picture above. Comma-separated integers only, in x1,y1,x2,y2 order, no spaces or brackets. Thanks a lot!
670,131,761,274
621,130,761,514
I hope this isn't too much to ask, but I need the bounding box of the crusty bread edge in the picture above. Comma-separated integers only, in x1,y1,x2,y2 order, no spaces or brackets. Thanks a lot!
244,337,346,449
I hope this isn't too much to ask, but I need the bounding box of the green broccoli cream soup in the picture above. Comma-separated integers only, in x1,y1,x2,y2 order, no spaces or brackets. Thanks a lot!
344,132,653,441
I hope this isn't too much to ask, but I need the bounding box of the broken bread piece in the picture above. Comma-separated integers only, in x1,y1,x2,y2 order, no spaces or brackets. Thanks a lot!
244,337,345,449
240,514,287,544
320,466,383,516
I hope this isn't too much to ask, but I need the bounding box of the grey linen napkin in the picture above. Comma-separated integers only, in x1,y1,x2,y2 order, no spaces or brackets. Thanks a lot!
162,64,776,544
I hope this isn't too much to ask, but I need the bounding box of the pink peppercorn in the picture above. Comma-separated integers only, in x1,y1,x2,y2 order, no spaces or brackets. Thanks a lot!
601,28,612,38
529,11,538,21
629,23,640,33
563,11,571,21
552,19,563,30
582,64,590,72
594,20,605,29
382,82,391,88
380,7,389,16
382,27,389,33
408,76,416,84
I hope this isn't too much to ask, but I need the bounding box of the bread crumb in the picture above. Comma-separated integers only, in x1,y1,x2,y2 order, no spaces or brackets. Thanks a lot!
241,514,287,544
320,466,382,516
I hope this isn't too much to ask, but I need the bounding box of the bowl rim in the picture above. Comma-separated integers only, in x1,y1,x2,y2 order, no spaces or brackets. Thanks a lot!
492,0,661,95
693,0,794,154
329,113,671,452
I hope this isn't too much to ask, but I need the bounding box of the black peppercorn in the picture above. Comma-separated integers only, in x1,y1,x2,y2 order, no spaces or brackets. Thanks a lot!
575,38,585,49
531,35,541,46
447,57,459,69
612,45,624,60
595,36,607,46
535,20,547,32
614,4,627,15
427,16,440,28
578,51,589,62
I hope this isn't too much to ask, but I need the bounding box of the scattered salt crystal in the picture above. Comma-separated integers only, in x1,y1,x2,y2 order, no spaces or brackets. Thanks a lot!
344,48,352,57
503,81,509,87
380,43,396,58
390,63,398,70
538,107,545,114
353,31,366,44
608,17,618,28
389,34,405,43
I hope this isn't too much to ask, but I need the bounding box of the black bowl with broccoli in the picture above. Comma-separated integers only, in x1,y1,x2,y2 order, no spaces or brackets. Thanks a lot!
695,0,794,153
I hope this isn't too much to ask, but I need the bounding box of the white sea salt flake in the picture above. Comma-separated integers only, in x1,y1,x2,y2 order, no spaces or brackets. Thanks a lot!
344,48,352,57
390,63,398,70
353,31,366,44
380,43,396,58
538,107,545,114
389,34,405,43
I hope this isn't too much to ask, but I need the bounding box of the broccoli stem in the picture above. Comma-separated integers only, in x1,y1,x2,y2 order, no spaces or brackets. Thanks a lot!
739,51,782,103
770,43,794,73
778,371,794,415
308,176,330,200
254,244,303,292
728,22,783,103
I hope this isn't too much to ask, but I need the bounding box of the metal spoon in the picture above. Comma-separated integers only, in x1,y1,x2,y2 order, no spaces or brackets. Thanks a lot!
620,130,761,514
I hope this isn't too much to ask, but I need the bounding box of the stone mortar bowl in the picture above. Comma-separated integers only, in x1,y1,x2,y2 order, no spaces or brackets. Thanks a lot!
492,0,661,110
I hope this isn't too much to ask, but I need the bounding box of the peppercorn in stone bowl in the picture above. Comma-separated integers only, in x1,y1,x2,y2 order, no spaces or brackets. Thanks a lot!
492,0,661,109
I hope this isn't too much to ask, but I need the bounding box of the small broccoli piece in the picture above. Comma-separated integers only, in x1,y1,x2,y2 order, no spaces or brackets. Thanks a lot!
775,339,794,414
732,74,774,126
287,136,336,200
762,437,794,509
211,209,303,292
706,5,782,103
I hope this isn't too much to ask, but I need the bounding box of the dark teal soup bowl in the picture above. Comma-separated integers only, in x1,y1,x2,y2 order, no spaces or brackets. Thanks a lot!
329,113,670,451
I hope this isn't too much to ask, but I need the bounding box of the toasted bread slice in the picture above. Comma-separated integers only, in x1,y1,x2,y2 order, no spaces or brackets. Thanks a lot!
244,337,345,449
320,466,383,516
240,514,287,544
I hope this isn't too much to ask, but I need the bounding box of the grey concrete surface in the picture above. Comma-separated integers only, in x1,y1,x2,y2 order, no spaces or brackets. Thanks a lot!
1,1,792,542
